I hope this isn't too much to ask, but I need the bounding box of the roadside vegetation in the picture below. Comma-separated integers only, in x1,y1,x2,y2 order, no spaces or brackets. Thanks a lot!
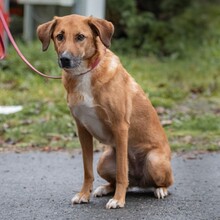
0,0,220,152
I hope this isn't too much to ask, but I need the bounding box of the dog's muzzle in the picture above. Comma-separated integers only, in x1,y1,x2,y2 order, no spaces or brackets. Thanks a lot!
58,52,81,69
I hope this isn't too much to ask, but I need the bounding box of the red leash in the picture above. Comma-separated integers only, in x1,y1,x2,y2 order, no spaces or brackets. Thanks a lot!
0,10,61,79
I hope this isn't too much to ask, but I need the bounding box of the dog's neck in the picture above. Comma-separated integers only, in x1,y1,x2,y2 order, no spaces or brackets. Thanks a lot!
62,47,107,93
77,48,107,77
77,55,101,77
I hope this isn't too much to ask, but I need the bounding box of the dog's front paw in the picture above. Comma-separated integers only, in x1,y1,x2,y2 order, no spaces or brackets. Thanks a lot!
106,198,125,209
154,187,168,199
71,192,90,204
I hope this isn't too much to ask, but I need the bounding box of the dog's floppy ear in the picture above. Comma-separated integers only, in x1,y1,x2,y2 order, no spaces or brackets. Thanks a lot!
37,18,57,51
88,17,114,48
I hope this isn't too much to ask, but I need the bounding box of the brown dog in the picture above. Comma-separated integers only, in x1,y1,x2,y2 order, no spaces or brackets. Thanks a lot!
37,14,174,209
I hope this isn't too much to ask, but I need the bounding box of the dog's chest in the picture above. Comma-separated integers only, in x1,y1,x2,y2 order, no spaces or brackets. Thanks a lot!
68,74,112,144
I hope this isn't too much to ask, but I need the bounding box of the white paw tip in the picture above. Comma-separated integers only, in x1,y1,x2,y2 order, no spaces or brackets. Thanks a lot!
154,187,168,199
94,186,105,197
93,185,112,197
71,194,89,204
106,199,125,209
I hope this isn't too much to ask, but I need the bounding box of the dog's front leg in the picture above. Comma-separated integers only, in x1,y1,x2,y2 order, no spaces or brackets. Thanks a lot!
106,123,129,209
71,121,94,205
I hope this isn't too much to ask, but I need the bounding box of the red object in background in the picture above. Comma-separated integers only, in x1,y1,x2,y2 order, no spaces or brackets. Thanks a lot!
0,0,9,57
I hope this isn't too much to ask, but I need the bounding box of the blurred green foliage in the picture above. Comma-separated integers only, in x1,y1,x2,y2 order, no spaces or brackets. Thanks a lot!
1,1,220,152
107,0,220,57
0,39,219,152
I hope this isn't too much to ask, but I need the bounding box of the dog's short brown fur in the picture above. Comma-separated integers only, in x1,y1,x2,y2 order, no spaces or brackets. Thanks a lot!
37,14,174,209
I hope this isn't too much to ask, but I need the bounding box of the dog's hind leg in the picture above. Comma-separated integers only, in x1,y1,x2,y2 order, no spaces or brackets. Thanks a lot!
93,147,116,197
146,149,174,199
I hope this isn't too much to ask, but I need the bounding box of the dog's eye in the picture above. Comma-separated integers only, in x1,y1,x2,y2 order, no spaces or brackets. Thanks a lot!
76,34,86,42
56,34,64,41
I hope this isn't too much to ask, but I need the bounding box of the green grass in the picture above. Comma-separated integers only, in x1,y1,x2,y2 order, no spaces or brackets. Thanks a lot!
167,114,220,151
0,40,220,152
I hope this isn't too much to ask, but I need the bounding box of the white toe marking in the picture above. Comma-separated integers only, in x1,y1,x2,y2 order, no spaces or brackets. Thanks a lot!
71,194,89,204
94,186,108,197
106,199,124,209
71,194,80,204
106,199,118,209
154,188,168,199
93,185,114,197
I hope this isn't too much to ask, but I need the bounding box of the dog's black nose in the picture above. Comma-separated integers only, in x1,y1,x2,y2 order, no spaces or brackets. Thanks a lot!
59,55,71,68
58,52,81,69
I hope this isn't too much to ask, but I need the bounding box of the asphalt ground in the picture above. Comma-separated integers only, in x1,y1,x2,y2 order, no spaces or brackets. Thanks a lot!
0,151,220,220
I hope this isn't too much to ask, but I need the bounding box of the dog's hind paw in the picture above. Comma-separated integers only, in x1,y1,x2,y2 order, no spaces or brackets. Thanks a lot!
93,185,114,197
71,193,90,204
154,187,168,199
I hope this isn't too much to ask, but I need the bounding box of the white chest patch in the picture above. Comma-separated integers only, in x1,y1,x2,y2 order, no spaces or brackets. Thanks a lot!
68,73,112,145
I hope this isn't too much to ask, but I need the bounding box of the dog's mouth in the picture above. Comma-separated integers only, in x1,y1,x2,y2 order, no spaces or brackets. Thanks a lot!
58,52,82,70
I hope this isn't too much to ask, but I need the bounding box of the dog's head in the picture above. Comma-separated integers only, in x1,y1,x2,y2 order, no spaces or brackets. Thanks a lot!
37,14,114,74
